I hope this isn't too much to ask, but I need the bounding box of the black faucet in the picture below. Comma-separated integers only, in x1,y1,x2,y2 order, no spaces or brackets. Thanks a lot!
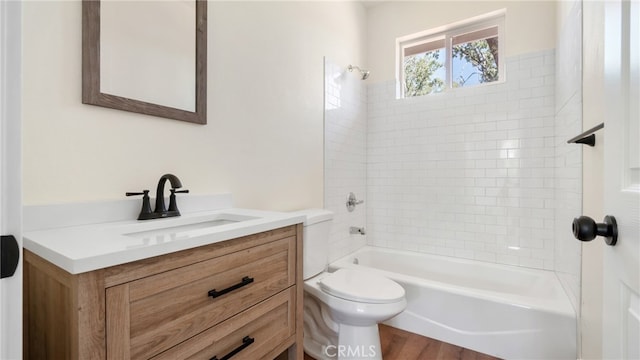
127,174,189,220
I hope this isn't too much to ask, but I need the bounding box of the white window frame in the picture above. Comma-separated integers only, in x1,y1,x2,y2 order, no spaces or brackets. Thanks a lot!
396,9,506,98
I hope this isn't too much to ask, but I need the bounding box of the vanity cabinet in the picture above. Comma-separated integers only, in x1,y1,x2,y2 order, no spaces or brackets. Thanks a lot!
23,224,303,360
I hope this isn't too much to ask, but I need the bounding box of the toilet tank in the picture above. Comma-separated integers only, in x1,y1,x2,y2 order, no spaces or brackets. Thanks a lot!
290,209,333,280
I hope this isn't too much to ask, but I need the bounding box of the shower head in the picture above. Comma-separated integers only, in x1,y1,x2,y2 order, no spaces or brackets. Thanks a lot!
348,64,370,80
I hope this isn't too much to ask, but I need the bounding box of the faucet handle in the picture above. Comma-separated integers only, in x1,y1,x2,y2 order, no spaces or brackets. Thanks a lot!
168,188,189,213
126,190,154,220
346,192,364,212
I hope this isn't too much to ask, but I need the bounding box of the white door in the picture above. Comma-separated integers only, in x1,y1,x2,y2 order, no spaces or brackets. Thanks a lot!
602,0,640,358
0,1,23,359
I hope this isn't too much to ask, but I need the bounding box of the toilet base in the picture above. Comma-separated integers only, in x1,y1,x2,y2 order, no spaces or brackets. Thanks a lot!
304,294,385,360
304,322,383,360
336,324,382,360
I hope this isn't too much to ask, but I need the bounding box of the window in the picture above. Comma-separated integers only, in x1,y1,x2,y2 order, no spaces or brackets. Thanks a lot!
398,10,505,97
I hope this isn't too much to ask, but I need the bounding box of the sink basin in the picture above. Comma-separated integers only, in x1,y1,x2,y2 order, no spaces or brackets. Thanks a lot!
124,213,258,240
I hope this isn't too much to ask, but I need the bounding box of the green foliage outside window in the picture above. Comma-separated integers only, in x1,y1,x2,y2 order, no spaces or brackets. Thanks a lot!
404,37,499,96
452,37,499,87
403,50,444,97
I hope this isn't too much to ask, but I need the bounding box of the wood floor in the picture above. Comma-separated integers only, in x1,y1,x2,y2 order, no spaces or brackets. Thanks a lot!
303,324,500,360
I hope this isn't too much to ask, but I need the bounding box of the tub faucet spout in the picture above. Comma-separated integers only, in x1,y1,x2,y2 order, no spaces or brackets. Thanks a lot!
350,226,366,235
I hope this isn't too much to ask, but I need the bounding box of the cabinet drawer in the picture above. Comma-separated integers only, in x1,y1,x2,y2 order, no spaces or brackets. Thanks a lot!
152,287,296,360
106,236,296,359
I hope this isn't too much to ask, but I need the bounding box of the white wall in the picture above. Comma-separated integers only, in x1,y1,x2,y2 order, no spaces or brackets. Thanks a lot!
366,0,556,83
554,0,583,322
324,59,368,262
350,1,560,270
366,50,557,268
581,2,605,358
22,1,367,210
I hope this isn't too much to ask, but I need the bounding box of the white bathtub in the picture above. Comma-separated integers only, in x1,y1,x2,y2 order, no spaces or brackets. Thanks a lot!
330,246,576,360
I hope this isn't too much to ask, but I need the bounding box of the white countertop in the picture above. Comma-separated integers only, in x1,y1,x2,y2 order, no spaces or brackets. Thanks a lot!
23,208,305,274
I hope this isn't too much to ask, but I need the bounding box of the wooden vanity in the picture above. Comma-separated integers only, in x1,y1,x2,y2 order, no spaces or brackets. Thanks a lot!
23,224,303,360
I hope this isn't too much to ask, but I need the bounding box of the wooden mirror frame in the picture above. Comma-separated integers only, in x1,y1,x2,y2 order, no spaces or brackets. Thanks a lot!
82,0,207,125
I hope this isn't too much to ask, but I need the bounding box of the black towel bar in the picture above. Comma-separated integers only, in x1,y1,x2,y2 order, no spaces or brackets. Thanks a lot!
567,123,604,146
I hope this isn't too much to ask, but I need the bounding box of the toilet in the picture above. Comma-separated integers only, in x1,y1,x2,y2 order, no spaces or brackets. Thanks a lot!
295,209,407,360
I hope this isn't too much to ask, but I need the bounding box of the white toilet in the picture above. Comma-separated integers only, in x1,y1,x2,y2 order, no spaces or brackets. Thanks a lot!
296,209,407,360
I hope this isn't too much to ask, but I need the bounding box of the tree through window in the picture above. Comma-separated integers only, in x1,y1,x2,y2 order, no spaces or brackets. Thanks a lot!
398,11,505,97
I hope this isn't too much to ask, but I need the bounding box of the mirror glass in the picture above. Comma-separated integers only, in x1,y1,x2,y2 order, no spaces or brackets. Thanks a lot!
100,1,196,112
82,0,207,124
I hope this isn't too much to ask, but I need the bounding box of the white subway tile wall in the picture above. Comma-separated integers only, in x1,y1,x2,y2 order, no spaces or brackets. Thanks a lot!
366,49,563,270
554,0,583,313
323,49,582,313
324,59,368,262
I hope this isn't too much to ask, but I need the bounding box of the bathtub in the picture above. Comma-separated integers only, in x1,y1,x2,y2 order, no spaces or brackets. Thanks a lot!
330,246,576,360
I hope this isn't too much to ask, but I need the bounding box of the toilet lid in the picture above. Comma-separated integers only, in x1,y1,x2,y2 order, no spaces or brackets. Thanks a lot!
319,269,405,304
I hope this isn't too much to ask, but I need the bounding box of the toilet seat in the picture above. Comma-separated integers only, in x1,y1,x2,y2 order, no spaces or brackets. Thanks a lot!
319,268,405,304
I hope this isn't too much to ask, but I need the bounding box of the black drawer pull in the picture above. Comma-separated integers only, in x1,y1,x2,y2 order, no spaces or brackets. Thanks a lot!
210,336,255,360
208,276,254,299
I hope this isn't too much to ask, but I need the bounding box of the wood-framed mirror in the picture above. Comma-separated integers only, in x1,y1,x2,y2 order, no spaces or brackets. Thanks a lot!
82,0,207,124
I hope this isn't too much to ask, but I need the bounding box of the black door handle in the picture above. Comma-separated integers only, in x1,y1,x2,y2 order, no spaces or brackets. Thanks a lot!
572,215,618,246
1,235,20,279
